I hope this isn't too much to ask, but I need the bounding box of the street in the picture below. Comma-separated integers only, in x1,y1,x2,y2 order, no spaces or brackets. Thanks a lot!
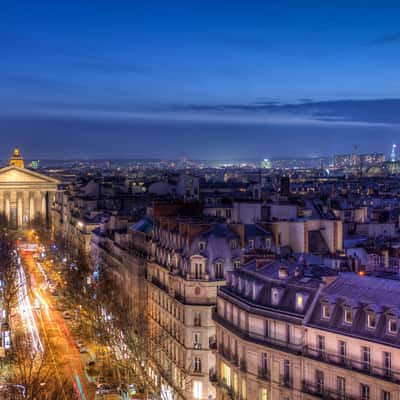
20,251,95,400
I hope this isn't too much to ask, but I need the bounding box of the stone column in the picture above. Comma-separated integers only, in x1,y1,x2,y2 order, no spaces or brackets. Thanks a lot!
5,195,10,222
23,191,30,225
41,192,47,220
29,193,35,221
17,194,23,228
0,191,4,219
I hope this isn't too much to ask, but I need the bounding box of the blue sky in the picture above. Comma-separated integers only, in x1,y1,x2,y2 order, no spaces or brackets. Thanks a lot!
1,1,400,159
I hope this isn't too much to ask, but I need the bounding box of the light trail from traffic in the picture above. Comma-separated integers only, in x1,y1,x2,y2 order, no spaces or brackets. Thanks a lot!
16,256,43,353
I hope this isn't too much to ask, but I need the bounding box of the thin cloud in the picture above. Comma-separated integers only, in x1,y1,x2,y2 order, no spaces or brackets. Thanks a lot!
365,32,400,46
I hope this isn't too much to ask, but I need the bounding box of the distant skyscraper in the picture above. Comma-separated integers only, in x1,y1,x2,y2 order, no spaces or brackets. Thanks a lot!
391,144,397,162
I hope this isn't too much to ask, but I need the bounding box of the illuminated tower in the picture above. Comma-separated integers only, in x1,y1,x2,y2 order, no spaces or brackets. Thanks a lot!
391,144,397,162
9,146,25,168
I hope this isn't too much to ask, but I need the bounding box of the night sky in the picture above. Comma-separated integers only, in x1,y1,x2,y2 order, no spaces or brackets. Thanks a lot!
1,1,400,159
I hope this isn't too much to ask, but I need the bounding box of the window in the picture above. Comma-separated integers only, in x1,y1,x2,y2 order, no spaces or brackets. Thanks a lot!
198,241,206,252
194,263,202,279
343,307,352,324
271,288,281,305
233,259,241,269
194,312,201,327
361,384,370,400
315,370,324,393
221,362,231,387
233,373,238,395
283,359,290,381
194,357,202,373
383,352,392,376
260,388,268,400
337,376,345,399
241,380,246,400
362,347,371,371
265,238,271,249
317,335,325,357
231,239,238,249
193,332,201,349
338,340,347,363
215,262,224,279
264,319,270,337
193,381,202,399
248,239,254,249
367,312,376,329
382,390,391,400
321,303,331,319
260,353,268,376
387,317,398,334
296,293,304,311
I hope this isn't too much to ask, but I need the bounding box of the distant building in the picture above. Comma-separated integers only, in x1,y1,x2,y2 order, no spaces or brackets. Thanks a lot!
280,176,290,196
260,158,272,169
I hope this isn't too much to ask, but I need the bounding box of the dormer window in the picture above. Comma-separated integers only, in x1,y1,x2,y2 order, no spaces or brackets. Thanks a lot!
215,262,224,279
198,241,206,252
233,259,241,269
321,303,331,319
367,312,376,329
343,307,352,324
296,293,304,311
387,317,398,335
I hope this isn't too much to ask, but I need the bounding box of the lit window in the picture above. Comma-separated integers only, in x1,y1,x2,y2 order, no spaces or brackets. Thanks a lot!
367,312,376,329
231,239,238,249
343,307,352,324
233,373,238,394
321,303,330,319
241,380,247,400
296,293,304,311
387,317,398,334
260,388,268,400
193,381,202,399
221,362,231,387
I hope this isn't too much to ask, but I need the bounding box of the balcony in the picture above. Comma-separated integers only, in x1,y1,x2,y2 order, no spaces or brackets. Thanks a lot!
209,339,217,350
209,369,218,383
301,381,357,400
218,344,231,361
279,375,293,389
257,367,270,381
213,310,303,355
304,346,400,384
150,276,169,292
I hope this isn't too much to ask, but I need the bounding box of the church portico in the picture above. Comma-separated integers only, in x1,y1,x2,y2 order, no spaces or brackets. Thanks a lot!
0,148,59,229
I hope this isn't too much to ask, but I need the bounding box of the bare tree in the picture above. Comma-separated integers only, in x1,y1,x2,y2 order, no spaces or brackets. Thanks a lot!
5,331,77,400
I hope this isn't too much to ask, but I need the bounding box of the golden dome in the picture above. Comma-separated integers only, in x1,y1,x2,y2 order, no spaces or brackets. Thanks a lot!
9,146,24,168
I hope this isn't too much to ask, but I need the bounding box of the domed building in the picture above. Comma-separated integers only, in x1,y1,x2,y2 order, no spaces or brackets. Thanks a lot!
0,147,59,228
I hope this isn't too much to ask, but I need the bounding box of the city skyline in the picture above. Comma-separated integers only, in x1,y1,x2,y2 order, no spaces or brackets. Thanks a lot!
2,1,400,158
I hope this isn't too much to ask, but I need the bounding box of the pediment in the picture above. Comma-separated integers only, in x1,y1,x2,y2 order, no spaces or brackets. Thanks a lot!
0,166,59,184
